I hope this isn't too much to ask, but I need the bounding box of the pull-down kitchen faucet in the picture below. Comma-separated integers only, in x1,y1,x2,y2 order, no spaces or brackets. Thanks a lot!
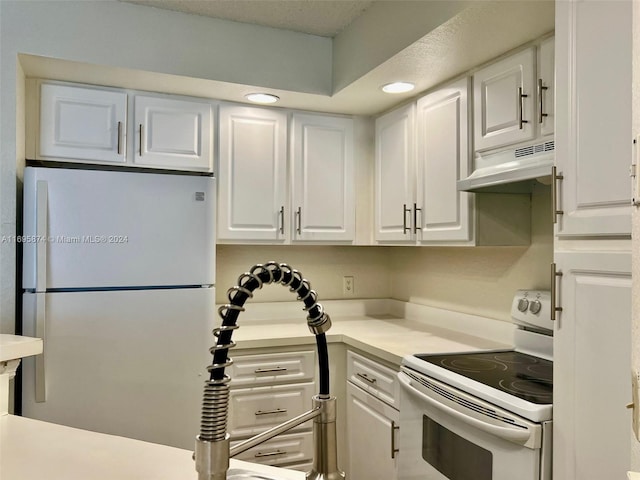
195,262,345,480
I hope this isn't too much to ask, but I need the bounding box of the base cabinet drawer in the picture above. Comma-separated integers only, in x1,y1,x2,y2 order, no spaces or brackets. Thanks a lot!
231,431,313,467
228,382,316,437
347,350,399,408
229,350,315,387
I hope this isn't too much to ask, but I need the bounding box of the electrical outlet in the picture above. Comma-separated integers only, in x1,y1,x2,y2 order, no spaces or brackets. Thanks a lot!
343,276,354,296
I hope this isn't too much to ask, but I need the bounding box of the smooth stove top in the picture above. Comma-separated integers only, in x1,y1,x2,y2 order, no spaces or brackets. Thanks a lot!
413,349,552,405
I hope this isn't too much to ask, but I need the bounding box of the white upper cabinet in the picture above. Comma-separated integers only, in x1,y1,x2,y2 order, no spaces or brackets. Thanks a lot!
374,103,416,243
538,37,554,137
555,0,631,237
39,83,127,164
473,47,536,151
290,113,355,242
36,82,214,172
134,95,212,172
415,77,471,243
217,104,287,242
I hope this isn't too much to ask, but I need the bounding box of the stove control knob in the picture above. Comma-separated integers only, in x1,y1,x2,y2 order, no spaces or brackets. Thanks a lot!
529,299,542,315
517,298,529,312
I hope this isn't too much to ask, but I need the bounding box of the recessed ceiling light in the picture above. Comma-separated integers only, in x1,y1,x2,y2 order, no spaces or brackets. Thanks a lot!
245,93,280,104
381,82,415,94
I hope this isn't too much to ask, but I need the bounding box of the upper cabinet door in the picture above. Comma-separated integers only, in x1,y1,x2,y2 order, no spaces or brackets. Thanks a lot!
39,83,127,164
217,104,287,241
291,113,355,242
555,0,631,236
538,37,554,137
415,78,472,243
375,103,416,243
134,96,213,172
473,48,536,151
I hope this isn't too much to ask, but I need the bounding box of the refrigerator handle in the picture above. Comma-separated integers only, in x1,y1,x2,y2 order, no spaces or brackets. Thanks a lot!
35,293,47,403
35,180,48,292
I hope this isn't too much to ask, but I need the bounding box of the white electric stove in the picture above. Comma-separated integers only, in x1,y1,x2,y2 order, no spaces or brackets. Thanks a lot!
398,290,553,480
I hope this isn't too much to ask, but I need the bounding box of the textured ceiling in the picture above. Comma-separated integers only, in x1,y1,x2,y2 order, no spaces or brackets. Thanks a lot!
121,0,374,37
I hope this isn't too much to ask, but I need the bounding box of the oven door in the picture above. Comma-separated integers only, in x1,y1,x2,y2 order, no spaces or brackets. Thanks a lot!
398,368,550,480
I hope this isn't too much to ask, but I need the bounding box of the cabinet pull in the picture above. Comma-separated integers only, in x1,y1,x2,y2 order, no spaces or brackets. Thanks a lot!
402,204,411,234
391,421,400,459
413,203,421,234
551,166,564,224
255,449,286,458
518,87,529,129
139,124,143,156
116,121,123,155
551,263,563,321
356,372,377,384
538,79,548,124
254,367,287,374
296,207,302,235
278,206,285,234
255,408,288,416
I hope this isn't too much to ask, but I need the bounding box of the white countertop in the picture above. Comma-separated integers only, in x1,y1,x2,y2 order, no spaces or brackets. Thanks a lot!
0,414,304,480
233,299,513,365
0,334,43,362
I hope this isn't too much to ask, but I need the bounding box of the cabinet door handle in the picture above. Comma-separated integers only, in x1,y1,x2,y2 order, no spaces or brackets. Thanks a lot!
538,79,549,124
116,121,123,155
139,124,143,157
518,87,529,129
551,166,564,224
551,262,563,321
255,408,288,416
255,449,287,458
254,367,287,374
391,420,400,459
356,372,377,384
296,207,302,235
402,204,411,234
413,203,421,234
278,206,285,235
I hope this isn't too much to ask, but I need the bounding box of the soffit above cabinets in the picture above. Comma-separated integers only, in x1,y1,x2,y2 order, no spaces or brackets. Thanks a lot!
21,1,554,116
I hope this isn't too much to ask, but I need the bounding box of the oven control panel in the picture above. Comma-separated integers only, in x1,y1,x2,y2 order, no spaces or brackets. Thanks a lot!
511,290,553,332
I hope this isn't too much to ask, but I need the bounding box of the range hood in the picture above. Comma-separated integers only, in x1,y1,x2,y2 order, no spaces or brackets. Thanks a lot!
458,139,555,193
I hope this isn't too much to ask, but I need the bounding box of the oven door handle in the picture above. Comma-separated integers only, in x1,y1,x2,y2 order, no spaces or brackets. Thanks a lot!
398,373,533,446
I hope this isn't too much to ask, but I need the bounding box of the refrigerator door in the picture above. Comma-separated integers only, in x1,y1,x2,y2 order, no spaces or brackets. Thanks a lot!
21,287,215,449
23,167,215,290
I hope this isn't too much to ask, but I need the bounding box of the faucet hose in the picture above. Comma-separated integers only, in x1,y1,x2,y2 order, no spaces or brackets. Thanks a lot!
200,262,332,441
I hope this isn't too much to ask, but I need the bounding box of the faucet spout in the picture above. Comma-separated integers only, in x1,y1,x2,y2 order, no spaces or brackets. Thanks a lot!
195,262,345,480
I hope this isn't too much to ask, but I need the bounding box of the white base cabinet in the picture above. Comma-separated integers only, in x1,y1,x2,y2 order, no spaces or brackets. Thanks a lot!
227,349,317,469
553,251,631,480
345,351,399,480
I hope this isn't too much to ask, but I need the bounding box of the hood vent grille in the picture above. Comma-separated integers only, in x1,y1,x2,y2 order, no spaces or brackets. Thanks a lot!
515,141,555,159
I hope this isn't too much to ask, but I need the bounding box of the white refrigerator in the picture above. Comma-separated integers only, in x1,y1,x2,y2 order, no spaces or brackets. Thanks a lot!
20,166,216,449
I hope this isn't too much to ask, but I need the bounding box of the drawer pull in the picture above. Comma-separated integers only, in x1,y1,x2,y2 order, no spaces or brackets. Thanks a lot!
255,408,288,416
255,449,287,458
356,373,377,384
254,367,288,374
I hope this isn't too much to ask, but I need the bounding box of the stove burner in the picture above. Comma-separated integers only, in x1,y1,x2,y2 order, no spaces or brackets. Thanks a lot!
414,350,553,405
443,357,508,373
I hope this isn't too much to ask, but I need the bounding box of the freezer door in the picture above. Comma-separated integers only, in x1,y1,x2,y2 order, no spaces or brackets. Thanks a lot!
23,167,215,290
21,288,216,449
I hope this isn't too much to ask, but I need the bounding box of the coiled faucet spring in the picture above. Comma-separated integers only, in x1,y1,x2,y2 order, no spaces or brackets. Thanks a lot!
199,261,332,443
